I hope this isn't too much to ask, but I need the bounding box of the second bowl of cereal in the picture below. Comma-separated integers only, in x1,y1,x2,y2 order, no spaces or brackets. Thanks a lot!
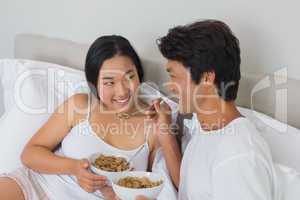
112,171,164,200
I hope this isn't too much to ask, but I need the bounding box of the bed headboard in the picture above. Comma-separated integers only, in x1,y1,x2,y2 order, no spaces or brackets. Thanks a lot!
14,33,300,129
15,34,89,70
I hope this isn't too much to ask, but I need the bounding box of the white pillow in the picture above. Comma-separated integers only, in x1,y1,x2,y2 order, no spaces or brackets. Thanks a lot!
238,107,300,172
0,59,88,113
0,59,89,173
0,59,34,115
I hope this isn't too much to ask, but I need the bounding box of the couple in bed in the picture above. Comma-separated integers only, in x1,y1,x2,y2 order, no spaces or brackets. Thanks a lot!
0,20,280,200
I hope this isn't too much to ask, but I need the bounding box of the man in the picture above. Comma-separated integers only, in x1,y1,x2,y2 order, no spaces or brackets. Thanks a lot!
146,20,280,200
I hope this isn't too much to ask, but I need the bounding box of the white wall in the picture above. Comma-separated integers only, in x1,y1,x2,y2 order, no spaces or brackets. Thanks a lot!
1,0,299,80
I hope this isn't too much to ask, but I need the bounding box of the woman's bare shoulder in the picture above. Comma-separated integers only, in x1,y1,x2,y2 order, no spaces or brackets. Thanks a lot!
68,93,89,106
63,93,90,126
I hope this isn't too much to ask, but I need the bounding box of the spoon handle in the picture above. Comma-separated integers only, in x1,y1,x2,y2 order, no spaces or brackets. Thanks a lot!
128,144,145,163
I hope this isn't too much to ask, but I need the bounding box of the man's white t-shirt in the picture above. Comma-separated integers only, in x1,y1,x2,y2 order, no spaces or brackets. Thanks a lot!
179,116,280,200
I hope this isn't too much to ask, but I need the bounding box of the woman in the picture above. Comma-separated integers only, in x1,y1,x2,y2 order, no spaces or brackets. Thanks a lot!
0,35,167,200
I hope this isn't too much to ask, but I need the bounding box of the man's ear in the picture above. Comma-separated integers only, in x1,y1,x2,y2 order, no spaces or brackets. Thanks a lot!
201,71,215,84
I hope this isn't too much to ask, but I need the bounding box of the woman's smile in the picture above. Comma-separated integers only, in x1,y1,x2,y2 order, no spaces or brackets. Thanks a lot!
112,94,131,106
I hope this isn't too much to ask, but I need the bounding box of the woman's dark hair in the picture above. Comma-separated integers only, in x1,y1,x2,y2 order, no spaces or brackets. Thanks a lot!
85,35,144,98
157,20,241,101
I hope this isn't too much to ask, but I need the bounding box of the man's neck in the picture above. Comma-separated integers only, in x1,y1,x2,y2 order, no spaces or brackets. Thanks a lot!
195,98,242,131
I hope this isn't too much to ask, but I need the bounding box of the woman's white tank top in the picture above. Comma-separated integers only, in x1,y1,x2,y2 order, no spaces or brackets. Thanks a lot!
32,93,151,199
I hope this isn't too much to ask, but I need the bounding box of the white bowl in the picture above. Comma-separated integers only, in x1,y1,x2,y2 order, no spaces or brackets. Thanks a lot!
112,171,165,200
89,153,133,181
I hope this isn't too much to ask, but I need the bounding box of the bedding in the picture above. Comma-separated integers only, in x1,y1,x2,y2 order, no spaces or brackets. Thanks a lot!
0,59,88,173
238,107,300,172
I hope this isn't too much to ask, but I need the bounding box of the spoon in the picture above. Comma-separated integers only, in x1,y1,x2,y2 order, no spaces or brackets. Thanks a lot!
127,144,146,164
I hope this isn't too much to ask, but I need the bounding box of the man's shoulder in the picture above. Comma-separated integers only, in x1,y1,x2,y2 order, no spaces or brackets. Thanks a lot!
213,117,270,165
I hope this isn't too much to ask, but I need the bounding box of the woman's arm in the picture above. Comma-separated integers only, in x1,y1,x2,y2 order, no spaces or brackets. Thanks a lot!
156,131,181,189
146,100,182,189
21,94,79,174
148,132,181,190
147,131,160,171
21,94,107,193
160,133,182,188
